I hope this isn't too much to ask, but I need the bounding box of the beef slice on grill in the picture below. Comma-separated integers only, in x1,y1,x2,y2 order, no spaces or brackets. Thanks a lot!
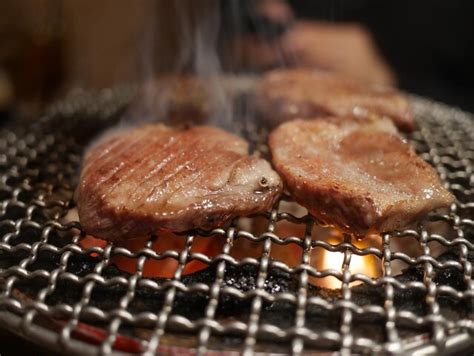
75,124,282,241
255,68,415,132
135,76,218,124
133,76,255,125
268,118,454,236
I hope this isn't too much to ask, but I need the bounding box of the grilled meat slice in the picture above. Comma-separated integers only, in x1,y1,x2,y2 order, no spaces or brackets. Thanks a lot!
255,69,414,131
269,118,454,236
137,76,215,124
135,76,254,125
75,124,282,241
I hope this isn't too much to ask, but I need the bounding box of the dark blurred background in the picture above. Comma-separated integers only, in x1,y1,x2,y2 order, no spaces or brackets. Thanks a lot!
0,0,473,121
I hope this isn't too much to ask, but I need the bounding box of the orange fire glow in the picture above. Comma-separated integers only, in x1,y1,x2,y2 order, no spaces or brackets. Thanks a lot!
310,234,382,289
271,216,382,289
79,229,381,287
79,232,223,278
75,200,382,286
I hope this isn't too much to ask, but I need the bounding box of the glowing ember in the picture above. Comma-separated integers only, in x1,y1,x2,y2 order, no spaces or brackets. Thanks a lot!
310,234,382,289
74,210,382,286
272,218,382,289
234,215,382,289
79,233,223,278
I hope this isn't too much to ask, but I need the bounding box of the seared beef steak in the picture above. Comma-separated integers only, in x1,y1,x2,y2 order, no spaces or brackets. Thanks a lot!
269,118,453,236
76,124,282,241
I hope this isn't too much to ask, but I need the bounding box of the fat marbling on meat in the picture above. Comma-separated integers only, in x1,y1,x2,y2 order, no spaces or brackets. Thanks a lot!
255,68,415,131
75,124,282,241
269,117,454,236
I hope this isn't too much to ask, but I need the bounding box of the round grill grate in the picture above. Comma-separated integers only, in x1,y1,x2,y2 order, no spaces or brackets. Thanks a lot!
0,87,472,354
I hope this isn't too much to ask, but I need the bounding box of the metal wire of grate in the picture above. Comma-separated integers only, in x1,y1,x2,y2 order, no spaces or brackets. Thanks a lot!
0,87,472,355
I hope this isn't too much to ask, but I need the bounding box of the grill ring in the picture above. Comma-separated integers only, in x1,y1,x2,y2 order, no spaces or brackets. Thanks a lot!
0,87,472,354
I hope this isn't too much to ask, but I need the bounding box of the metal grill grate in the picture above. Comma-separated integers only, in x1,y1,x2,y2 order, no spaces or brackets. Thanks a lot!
0,87,472,354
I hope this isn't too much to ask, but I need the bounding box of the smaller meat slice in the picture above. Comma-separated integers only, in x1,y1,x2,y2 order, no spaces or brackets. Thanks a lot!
134,76,253,125
137,76,215,124
76,124,282,241
269,118,454,236
255,69,415,131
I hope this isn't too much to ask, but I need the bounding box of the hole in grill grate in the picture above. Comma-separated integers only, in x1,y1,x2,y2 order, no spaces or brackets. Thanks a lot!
0,87,472,354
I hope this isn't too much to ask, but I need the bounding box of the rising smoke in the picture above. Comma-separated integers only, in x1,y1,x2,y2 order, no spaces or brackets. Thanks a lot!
123,0,235,130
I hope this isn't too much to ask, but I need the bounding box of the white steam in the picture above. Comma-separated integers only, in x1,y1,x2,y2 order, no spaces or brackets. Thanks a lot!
123,0,234,129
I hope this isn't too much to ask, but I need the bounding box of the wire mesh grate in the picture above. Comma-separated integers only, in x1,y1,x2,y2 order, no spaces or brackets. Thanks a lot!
0,87,472,354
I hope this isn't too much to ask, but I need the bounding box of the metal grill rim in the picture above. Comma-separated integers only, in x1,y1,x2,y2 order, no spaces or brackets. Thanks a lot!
0,87,472,354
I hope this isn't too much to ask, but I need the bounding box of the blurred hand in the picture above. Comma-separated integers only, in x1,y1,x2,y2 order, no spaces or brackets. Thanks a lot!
282,21,396,86
224,14,396,87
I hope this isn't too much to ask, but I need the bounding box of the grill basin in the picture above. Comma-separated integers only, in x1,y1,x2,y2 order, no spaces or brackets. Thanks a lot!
0,87,472,354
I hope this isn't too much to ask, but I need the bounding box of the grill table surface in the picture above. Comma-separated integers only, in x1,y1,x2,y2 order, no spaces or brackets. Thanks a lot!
0,87,472,355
